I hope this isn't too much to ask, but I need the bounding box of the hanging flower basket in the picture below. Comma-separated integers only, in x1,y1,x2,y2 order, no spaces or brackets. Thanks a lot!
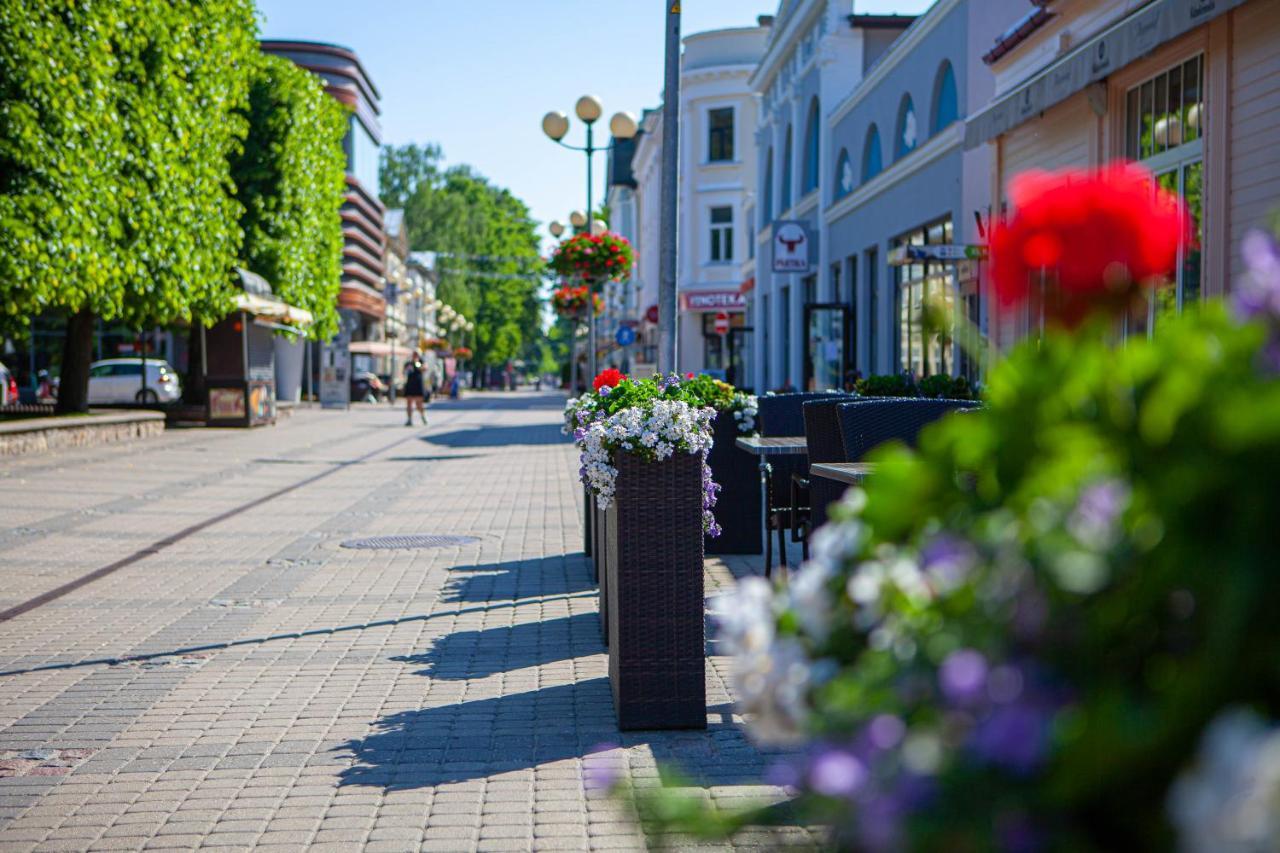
553,285,603,318
421,337,449,352
452,346,472,360
547,232,635,284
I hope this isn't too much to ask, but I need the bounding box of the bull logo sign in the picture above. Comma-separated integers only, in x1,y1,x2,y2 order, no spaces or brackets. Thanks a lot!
773,221,811,273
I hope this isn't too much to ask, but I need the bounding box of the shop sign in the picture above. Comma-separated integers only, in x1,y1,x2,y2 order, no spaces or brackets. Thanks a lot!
680,291,747,311
773,221,811,273
887,244,989,266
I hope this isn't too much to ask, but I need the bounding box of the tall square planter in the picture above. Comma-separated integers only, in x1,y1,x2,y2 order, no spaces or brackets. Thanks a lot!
606,450,707,731
705,412,762,555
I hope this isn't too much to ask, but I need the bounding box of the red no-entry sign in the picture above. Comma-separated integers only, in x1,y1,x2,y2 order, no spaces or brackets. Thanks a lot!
713,311,730,335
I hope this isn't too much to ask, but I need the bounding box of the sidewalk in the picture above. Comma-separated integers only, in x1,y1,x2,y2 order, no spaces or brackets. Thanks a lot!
0,392,812,852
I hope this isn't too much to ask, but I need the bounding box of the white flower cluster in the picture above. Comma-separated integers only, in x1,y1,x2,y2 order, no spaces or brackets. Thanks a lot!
714,518,866,745
562,393,600,435
578,398,715,511
1169,708,1280,852
731,392,759,435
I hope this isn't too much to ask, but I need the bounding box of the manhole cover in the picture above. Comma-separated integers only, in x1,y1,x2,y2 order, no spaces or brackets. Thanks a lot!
340,534,479,550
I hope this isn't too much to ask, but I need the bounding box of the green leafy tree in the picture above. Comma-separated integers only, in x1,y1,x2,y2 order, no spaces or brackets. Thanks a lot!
230,54,348,341
0,0,257,412
381,144,545,371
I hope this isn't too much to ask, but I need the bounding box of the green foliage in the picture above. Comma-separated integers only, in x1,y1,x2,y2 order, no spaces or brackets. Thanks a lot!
380,144,543,368
647,303,1280,848
230,54,348,340
0,0,258,330
854,373,916,397
853,373,975,400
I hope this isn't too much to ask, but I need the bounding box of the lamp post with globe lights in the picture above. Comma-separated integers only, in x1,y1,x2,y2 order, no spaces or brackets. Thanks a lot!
542,98,637,383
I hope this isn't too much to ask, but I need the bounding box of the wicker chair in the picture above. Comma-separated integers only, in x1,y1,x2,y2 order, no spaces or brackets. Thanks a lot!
836,397,983,463
798,398,855,535
756,391,848,577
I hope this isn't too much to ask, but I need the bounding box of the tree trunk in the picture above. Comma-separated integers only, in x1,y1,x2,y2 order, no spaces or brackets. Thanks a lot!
183,324,207,406
55,308,96,414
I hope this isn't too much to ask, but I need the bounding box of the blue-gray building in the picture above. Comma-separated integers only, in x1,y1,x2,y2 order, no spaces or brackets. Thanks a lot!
750,0,1024,392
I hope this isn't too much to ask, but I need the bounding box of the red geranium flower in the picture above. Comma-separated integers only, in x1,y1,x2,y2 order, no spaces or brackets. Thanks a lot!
989,163,1189,325
593,368,624,391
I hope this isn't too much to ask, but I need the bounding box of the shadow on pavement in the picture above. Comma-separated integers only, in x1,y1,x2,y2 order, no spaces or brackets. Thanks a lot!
441,557,596,603
336,678,786,791
390,612,599,680
431,392,568,412
422,423,567,448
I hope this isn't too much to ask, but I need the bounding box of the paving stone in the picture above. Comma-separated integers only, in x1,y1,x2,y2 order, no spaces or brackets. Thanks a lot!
0,398,809,851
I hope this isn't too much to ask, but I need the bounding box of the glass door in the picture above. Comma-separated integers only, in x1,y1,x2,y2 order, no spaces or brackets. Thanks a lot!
804,303,849,392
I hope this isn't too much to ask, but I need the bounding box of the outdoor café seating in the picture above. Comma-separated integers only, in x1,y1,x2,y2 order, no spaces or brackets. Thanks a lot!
756,390,847,576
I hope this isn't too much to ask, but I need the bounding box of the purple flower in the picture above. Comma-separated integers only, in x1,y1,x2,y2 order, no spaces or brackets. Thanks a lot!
970,702,1053,775
582,742,622,792
598,385,611,396
808,749,866,798
866,714,906,751
939,649,988,706
920,534,976,589
1235,229,1280,321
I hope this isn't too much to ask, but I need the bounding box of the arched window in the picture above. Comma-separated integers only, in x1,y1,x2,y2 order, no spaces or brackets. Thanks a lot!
896,94,918,159
862,124,883,182
802,98,821,194
931,61,959,134
781,126,794,211
834,148,853,201
762,148,774,225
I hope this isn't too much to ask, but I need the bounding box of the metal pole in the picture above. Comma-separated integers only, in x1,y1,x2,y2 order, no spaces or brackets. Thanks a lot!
586,122,597,384
658,1,681,374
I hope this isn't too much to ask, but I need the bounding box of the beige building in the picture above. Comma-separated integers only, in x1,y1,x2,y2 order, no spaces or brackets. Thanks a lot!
966,0,1280,348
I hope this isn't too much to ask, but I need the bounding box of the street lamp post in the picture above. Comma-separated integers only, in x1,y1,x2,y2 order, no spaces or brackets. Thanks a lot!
542,99,637,384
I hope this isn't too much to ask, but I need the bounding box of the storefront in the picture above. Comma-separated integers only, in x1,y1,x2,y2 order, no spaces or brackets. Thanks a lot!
678,289,748,380
967,0,1280,350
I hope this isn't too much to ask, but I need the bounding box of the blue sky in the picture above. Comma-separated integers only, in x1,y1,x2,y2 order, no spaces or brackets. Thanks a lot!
255,1,935,248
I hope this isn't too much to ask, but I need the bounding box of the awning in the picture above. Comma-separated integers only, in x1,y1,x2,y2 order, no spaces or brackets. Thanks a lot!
233,293,314,327
739,276,756,295
348,340,417,359
965,0,1247,149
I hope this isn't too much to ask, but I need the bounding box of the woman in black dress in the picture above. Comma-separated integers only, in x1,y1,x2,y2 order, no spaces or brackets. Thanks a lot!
403,357,427,426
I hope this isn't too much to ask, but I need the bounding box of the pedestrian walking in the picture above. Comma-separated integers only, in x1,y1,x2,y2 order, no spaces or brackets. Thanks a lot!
403,356,427,426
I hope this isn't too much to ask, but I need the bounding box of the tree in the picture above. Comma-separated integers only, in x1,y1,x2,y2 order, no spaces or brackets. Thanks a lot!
380,145,545,371
0,0,258,412
230,54,348,342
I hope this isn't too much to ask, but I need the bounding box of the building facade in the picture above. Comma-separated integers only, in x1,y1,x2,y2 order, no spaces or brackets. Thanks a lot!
750,2,909,393
824,0,1022,384
260,40,387,344
967,0,1280,351
618,25,767,382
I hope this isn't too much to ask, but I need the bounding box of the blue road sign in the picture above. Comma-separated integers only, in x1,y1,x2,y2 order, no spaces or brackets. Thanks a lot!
615,326,636,347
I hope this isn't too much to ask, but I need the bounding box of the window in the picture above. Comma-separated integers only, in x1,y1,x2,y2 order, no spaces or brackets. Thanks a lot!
802,98,820,194
708,107,734,162
1124,55,1204,331
896,94,918,159
347,117,380,197
866,247,878,374
89,364,112,378
761,293,770,390
893,217,955,378
762,149,774,225
830,261,842,303
846,255,859,372
862,125,883,182
834,148,854,201
709,206,734,262
931,62,959,134
781,126,794,211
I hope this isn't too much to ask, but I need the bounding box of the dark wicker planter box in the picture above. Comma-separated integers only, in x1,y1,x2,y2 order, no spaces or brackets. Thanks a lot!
705,412,762,555
591,498,605,584
606,450,707,731
597,504,610,646
583,486,593,557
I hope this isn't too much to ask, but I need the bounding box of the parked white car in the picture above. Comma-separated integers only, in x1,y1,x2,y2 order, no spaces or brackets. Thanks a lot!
87,358,181,404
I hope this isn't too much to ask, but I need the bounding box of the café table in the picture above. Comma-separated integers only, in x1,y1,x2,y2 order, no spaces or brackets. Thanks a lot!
808,462,877,486
735,436,809,576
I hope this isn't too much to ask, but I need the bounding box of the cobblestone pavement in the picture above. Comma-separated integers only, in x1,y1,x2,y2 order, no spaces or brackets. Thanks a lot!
0,392,814,852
